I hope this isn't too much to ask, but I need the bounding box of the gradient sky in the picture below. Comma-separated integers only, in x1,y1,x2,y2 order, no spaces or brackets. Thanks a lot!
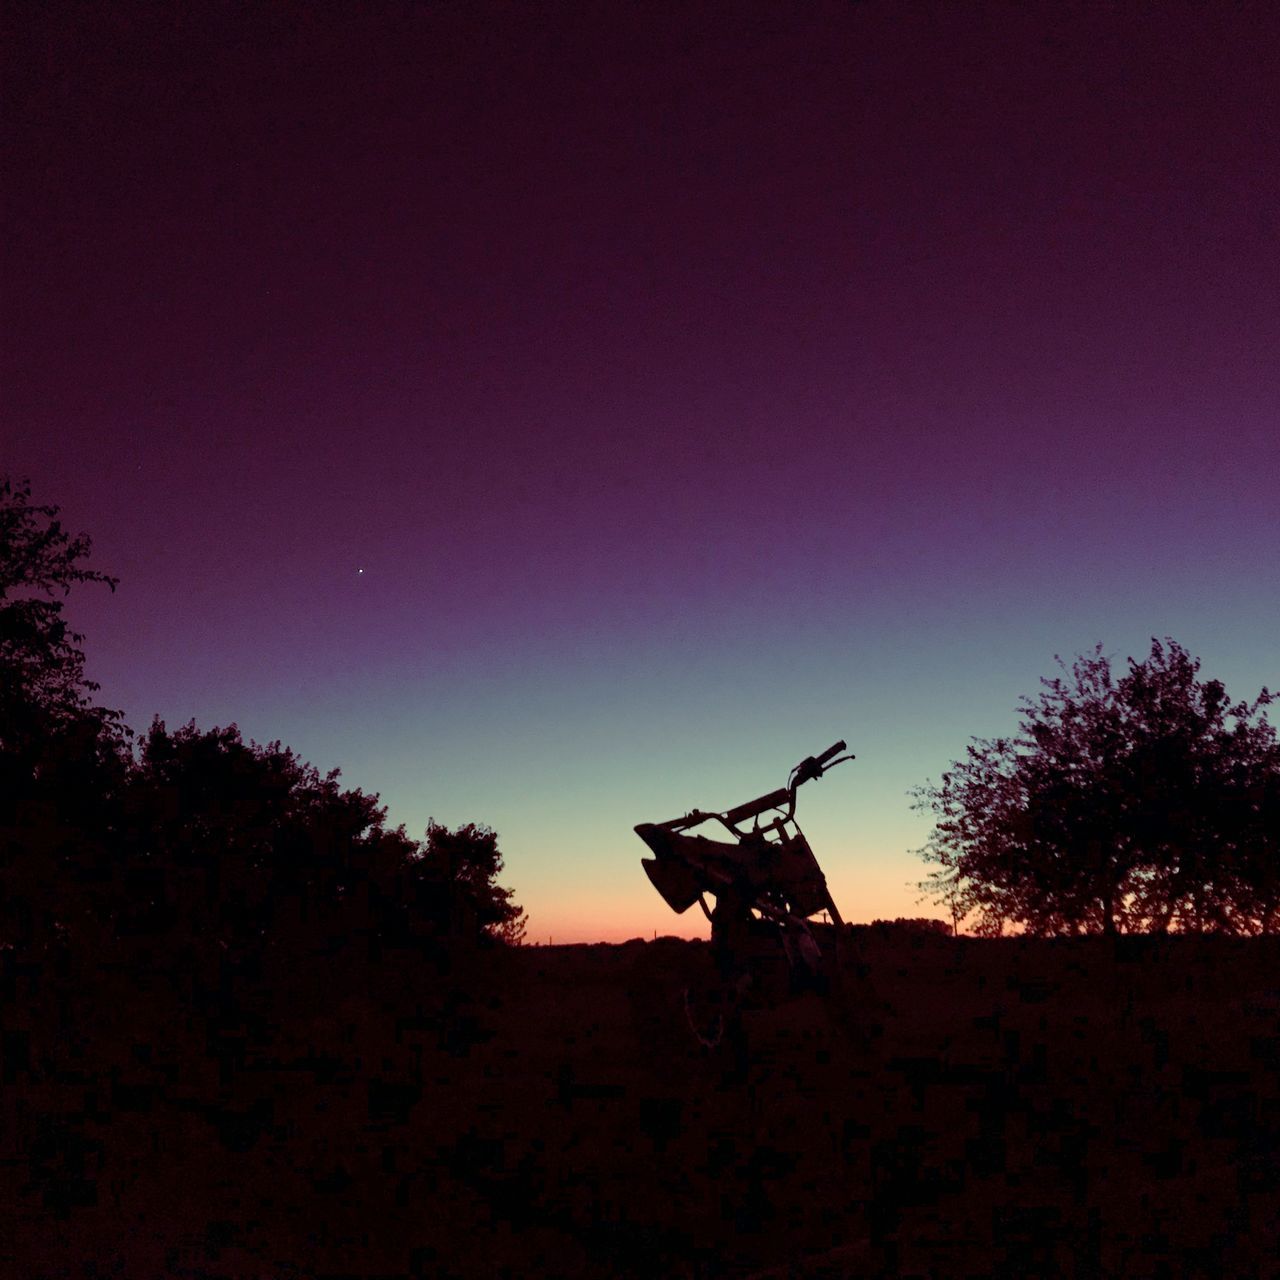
5,2,1278,942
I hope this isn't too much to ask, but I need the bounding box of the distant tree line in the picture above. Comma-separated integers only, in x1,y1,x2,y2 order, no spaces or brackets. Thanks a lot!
916,640,1279,936
862,918,954,938
0,476,525,977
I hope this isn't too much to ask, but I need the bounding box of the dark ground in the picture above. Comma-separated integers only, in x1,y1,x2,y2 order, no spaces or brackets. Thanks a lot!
5,931,1280,1277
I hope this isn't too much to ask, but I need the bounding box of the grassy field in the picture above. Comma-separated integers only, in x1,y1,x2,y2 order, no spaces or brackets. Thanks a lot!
6,930,1280,1277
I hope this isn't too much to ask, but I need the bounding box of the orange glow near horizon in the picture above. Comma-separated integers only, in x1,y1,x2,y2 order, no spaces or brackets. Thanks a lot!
525,875,951,946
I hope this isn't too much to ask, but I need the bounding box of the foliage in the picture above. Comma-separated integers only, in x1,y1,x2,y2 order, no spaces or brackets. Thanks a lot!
7,716,529,961
868,917,954,937
422,820,528,945
0,476,526,963
0,476,126,775
915,640,1279,936
116,720,402,953
92,723,527,958
1,478,132,947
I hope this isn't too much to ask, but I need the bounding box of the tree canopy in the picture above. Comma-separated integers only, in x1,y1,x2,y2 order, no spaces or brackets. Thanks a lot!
108,721,526,958
915,640,1279,936
1,476,525,961
422,820,528,946
0,476,126,775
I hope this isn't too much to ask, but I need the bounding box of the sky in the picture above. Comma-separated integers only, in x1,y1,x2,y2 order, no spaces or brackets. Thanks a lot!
5,2,1278,942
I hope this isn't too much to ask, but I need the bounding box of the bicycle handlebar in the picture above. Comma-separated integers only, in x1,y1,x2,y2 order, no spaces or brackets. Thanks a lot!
722,743,854,826
656,742,855,833
790,740,849,788
723,787,792,826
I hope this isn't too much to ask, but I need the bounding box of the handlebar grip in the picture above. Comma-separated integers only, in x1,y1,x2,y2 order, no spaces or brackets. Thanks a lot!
724,787,792,826
816,740,846,766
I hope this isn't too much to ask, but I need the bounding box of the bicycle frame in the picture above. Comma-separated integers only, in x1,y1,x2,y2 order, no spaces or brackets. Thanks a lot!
636,742,853,931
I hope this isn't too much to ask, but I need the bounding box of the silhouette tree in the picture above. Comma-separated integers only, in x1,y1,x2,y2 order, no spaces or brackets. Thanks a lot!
0,477,123,750
915,640,1278,936
1,478,129,950
421,821,527,945
116,720,493,967
1,477,527,962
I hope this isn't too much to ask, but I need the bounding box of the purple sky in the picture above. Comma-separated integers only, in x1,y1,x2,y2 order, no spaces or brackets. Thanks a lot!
6,2,1278,940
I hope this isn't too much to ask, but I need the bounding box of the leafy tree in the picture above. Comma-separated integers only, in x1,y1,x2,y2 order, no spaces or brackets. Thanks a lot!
868,917,953,937
915,640,1278,936
121,721,374,947
0,477,528,960
421,820,527,945
94,724,527,959
0,477,123,755
114,721,520,968
1,478,129,949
